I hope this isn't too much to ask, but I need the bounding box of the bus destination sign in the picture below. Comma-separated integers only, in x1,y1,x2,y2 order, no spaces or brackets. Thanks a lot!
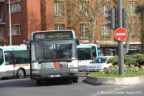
33,31,73,40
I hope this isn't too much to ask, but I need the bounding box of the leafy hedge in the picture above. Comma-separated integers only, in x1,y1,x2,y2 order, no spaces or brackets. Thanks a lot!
107,54,144,67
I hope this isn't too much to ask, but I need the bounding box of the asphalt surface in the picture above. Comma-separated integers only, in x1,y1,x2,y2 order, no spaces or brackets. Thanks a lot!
0,73,143,96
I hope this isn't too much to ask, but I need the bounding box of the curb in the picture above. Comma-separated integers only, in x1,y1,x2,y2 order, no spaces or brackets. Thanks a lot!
84,75,144,85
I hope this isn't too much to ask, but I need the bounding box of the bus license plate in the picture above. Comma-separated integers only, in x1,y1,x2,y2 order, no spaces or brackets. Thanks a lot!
50,74,61,78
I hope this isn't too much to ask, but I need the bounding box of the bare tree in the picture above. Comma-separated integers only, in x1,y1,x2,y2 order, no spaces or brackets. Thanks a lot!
42,0,107,43
125,14,139,52
67,0,107,43
125,0,140,52
136,4,144,53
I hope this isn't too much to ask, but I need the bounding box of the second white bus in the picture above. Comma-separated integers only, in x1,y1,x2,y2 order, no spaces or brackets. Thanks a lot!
77,44,98,71
0,45,30,79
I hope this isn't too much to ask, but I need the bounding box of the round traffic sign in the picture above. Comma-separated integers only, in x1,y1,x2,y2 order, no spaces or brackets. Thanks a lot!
115,28,127,41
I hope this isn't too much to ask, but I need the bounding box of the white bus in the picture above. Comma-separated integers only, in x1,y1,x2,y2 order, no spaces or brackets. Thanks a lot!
77,44,98,71
30,30,79,85
0,45,30,79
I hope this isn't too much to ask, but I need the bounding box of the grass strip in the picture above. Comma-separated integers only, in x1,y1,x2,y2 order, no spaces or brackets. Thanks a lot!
88,70,144,78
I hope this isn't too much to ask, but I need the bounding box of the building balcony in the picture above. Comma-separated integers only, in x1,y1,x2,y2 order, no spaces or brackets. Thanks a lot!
0,0,5,3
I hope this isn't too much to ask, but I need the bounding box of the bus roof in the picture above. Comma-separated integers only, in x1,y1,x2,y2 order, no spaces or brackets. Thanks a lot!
31,30,75,34
77,44,97,48
30,30,76,40
0,44,27,51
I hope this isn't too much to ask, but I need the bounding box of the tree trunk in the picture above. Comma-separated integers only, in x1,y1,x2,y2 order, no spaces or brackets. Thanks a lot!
66,0,72,29
90,18,96,43
125,31,133,53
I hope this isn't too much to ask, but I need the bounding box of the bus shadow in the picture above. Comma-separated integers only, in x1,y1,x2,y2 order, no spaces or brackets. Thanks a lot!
0,78,35,88
0,76,29,80
35,78,73,87
0,78,73,88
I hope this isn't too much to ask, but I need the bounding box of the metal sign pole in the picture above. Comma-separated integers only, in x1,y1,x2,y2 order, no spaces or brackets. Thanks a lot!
8,0,12,46
118,0,124,76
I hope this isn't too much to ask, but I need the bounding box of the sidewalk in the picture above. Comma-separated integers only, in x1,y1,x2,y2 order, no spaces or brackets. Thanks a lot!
84,75,144,85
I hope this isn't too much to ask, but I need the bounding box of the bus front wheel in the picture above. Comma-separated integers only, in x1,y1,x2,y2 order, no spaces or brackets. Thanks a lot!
36,79,42,85
72,76,78,83
16,69,25,79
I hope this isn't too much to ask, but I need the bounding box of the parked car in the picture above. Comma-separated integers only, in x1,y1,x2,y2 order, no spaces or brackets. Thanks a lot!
86,56,113,75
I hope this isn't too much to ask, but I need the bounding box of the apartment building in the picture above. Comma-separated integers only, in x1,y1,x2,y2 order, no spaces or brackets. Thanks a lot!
0,0,143,56
0,0,41,45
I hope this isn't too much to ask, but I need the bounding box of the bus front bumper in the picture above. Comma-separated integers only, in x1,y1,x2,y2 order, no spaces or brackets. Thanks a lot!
31,68,78,80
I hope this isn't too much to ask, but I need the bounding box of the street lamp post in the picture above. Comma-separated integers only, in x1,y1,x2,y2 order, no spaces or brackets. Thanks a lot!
8,0,12,46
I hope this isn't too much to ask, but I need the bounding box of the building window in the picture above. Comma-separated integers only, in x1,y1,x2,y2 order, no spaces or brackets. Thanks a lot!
0,12,3,20
0,27,3,40
9,25,21,36
79,0,89,16
101,24,111,38
127,1,136,16
54,23,64,30
54,1,64,16
101,3,110,17
80,23,89,38
10,2,21,13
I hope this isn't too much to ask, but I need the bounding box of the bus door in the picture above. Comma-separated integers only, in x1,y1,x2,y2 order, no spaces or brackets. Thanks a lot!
0,49,5,77
92,46,98,60
4,51,14,77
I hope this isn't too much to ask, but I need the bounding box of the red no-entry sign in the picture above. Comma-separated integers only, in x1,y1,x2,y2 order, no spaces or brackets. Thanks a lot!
115,28,127,41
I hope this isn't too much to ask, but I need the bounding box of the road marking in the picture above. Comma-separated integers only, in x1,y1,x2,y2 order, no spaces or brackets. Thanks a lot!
88,86,133,96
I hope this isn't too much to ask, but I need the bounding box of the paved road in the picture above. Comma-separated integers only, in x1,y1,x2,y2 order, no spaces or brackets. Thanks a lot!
0,73,143,96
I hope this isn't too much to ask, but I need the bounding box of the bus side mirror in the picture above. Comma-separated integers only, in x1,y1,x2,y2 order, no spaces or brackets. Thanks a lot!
26,41,30,50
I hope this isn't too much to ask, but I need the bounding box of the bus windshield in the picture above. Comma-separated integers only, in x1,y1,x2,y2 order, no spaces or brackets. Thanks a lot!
78,48,91,60
32,41,73,62
0,49,3,65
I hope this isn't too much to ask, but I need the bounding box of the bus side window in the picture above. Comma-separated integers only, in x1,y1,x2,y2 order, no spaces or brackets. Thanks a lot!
5,52,12,65
13,51,30,64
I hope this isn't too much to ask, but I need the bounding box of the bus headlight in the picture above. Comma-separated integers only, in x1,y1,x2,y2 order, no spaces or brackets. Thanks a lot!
68,60,78,68
32,62,40,70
